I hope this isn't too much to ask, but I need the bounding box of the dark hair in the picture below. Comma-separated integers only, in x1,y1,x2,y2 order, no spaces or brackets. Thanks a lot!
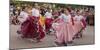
61,9,64,13
22,6,26,11
40,9,45,16
76,10,80,13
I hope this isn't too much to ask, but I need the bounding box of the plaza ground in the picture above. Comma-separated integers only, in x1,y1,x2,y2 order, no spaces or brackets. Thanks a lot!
10,25,95,49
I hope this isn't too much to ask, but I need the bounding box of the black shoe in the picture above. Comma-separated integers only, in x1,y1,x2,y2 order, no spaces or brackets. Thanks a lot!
80,33,82,38
63,43,67,46
55,42,62,46
68,41,73,44
46,31,51,35
72,37,75,40
17,31,21,34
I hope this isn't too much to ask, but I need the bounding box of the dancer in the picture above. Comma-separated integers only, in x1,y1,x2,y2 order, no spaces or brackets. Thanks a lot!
31,4,45,42
45,8,53,34
17,6,45,42
39,8,46,31
52,9,74,46
17,6,29,34
32,4,40,20
73,10,86,38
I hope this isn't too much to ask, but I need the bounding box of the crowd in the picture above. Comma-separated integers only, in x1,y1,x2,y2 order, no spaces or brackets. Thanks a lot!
10,3,94,46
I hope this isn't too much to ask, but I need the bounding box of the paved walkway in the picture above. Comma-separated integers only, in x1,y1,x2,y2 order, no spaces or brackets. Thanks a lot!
9,25,94,49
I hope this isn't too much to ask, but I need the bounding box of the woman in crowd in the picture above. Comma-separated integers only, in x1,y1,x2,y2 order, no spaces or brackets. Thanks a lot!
11,9,20,25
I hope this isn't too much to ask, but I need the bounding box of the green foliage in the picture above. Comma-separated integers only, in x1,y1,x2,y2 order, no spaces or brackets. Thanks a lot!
10,1,94,9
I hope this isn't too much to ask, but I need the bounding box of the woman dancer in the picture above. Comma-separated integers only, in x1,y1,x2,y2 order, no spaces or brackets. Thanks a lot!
52,9,74,46
17,6,29,34
73,10,86,38
17,6,45,42
45,8,53,34
32,4,40,21
31,4,45,42
39,8,46,32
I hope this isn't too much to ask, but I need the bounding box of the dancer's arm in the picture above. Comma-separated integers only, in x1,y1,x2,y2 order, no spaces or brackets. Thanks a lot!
52,17,60,23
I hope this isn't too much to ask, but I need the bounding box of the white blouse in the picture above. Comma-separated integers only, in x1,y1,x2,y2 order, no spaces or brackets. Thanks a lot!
59,14,71,22
74,15,84,21
45,12,52,18
18,11,29,22
32,8,40,17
